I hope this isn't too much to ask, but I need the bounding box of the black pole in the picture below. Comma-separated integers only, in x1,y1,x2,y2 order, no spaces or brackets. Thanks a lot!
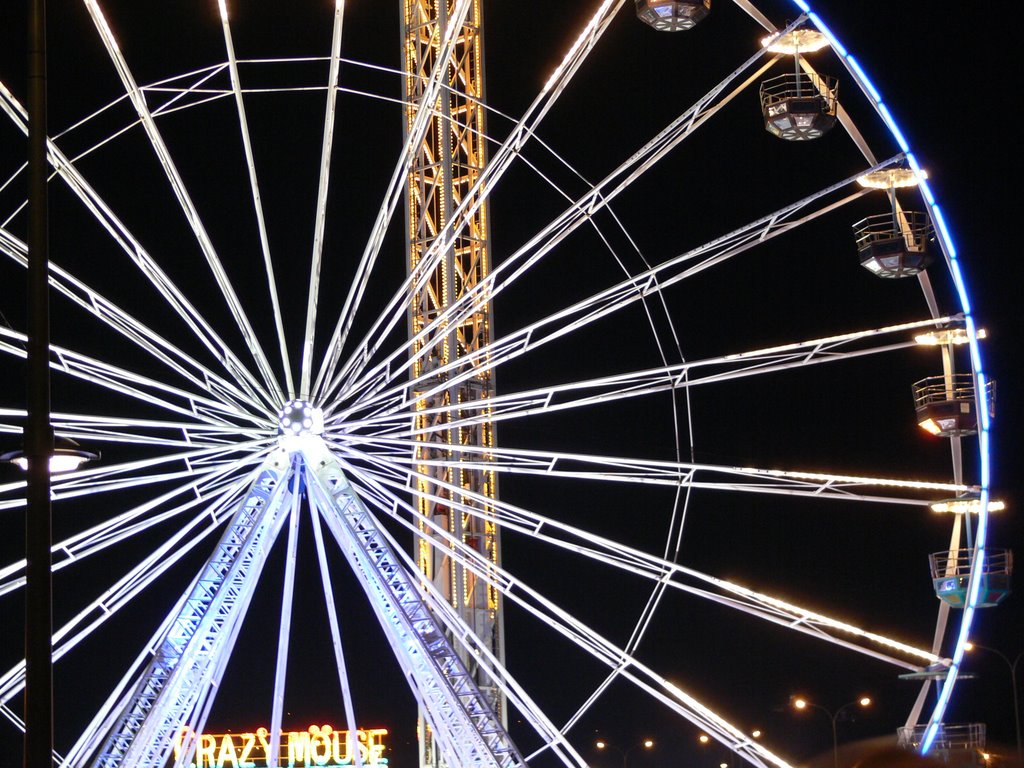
26,0,54,765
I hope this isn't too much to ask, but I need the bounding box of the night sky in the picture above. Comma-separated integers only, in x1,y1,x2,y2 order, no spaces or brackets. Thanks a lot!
1,2,1021,768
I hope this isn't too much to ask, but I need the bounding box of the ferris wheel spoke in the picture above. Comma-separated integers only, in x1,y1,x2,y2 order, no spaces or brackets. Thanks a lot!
0,440,269,514
217,1,295,399
0,228,268,418
0,466,258,708
0,453,259,602
47,65,234,189
309,0,478,402
0,327,271,428
335,158,888,421
354,434,973,507
345,315,956,435
298,0,346,400
0,82,279,411
347,447,941,673
337,455,793,768
44,411,269,447
325,28,798,408
82,0,284,404
321,48,779,409
314,0,629,404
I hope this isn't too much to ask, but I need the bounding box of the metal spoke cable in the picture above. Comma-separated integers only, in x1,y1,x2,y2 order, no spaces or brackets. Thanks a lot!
0,327,270,428
0,452,261,599
348,435,971,515
218,0,295,397
308,0,477,401
343,444,942,669
344,316,953,435
0,77,278,412
0,227,268,417
313,0,628,404
83,0,285,404
299,0,346,399
331,452,797,768
321,29,792,410
333,160,890,422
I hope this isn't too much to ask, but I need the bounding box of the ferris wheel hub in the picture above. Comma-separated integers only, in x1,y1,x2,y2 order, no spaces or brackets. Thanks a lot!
277,399,324,437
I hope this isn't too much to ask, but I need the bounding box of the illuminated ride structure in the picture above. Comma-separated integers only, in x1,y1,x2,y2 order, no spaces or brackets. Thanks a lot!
0,1,1004,767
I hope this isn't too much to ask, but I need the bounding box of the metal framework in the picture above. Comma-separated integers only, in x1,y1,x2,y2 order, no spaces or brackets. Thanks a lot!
0,1,998,767
400,3,505,768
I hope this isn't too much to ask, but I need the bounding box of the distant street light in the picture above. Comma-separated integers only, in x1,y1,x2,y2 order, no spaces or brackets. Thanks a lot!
698,730,761,768
595,738,654,768
792,696,871,768
965,642,1023,764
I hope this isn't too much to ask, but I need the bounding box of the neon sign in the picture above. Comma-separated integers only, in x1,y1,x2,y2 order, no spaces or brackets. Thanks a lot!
173,726,389,768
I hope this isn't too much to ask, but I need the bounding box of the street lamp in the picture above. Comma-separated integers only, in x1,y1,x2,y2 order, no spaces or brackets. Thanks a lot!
595,738,655,768
792,696,871,768
2,436,99,474
26,0,56,765
965,642,1023,764
698,730,761,768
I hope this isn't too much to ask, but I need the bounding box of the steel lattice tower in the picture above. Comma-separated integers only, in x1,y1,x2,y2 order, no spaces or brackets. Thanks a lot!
399,3,505,768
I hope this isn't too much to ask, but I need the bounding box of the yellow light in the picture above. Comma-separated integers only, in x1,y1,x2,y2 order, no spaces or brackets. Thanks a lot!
747,466,973,493
856,168,928,189
930,499,1006,515
699,734,711,744
859,697,872,707
761,28,829,54
965,642,975,651
918,418,942,436
793,698,808,710
596,741,607,750
643,740,654,749
752,730,762,739
915,327,986,346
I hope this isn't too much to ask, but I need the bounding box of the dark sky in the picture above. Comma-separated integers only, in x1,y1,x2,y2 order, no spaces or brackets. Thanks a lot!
0,2,1021,767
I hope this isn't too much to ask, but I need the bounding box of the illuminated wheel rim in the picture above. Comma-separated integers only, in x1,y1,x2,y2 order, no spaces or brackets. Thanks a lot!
0,1,992,765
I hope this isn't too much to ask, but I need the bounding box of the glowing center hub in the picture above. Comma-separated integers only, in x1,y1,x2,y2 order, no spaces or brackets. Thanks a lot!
277,400,324,436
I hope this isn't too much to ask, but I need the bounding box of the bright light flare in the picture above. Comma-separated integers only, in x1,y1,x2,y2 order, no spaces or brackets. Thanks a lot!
761,28,829,54
9,454,90,473
856,168,928,189
931,499,1005,515
915,327,985,346
544,0,617,93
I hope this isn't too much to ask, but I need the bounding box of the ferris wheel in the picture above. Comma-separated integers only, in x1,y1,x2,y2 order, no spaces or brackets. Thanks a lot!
0,1,1004,767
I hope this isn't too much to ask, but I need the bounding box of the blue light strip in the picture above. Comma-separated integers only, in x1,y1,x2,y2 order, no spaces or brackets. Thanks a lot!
787,0,994,754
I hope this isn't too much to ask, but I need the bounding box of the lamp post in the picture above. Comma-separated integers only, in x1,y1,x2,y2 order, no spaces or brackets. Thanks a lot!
965,642,1023,764
595,738,655,768
26,0,54,765
792,696,871,768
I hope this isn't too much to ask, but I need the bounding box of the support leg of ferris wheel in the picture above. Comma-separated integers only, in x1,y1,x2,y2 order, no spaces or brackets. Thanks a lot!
304,440,524,768
81,448,296,768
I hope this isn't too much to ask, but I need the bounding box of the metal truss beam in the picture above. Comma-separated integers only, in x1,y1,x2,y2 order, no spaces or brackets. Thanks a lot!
85,449,294,768
304,440,522,768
